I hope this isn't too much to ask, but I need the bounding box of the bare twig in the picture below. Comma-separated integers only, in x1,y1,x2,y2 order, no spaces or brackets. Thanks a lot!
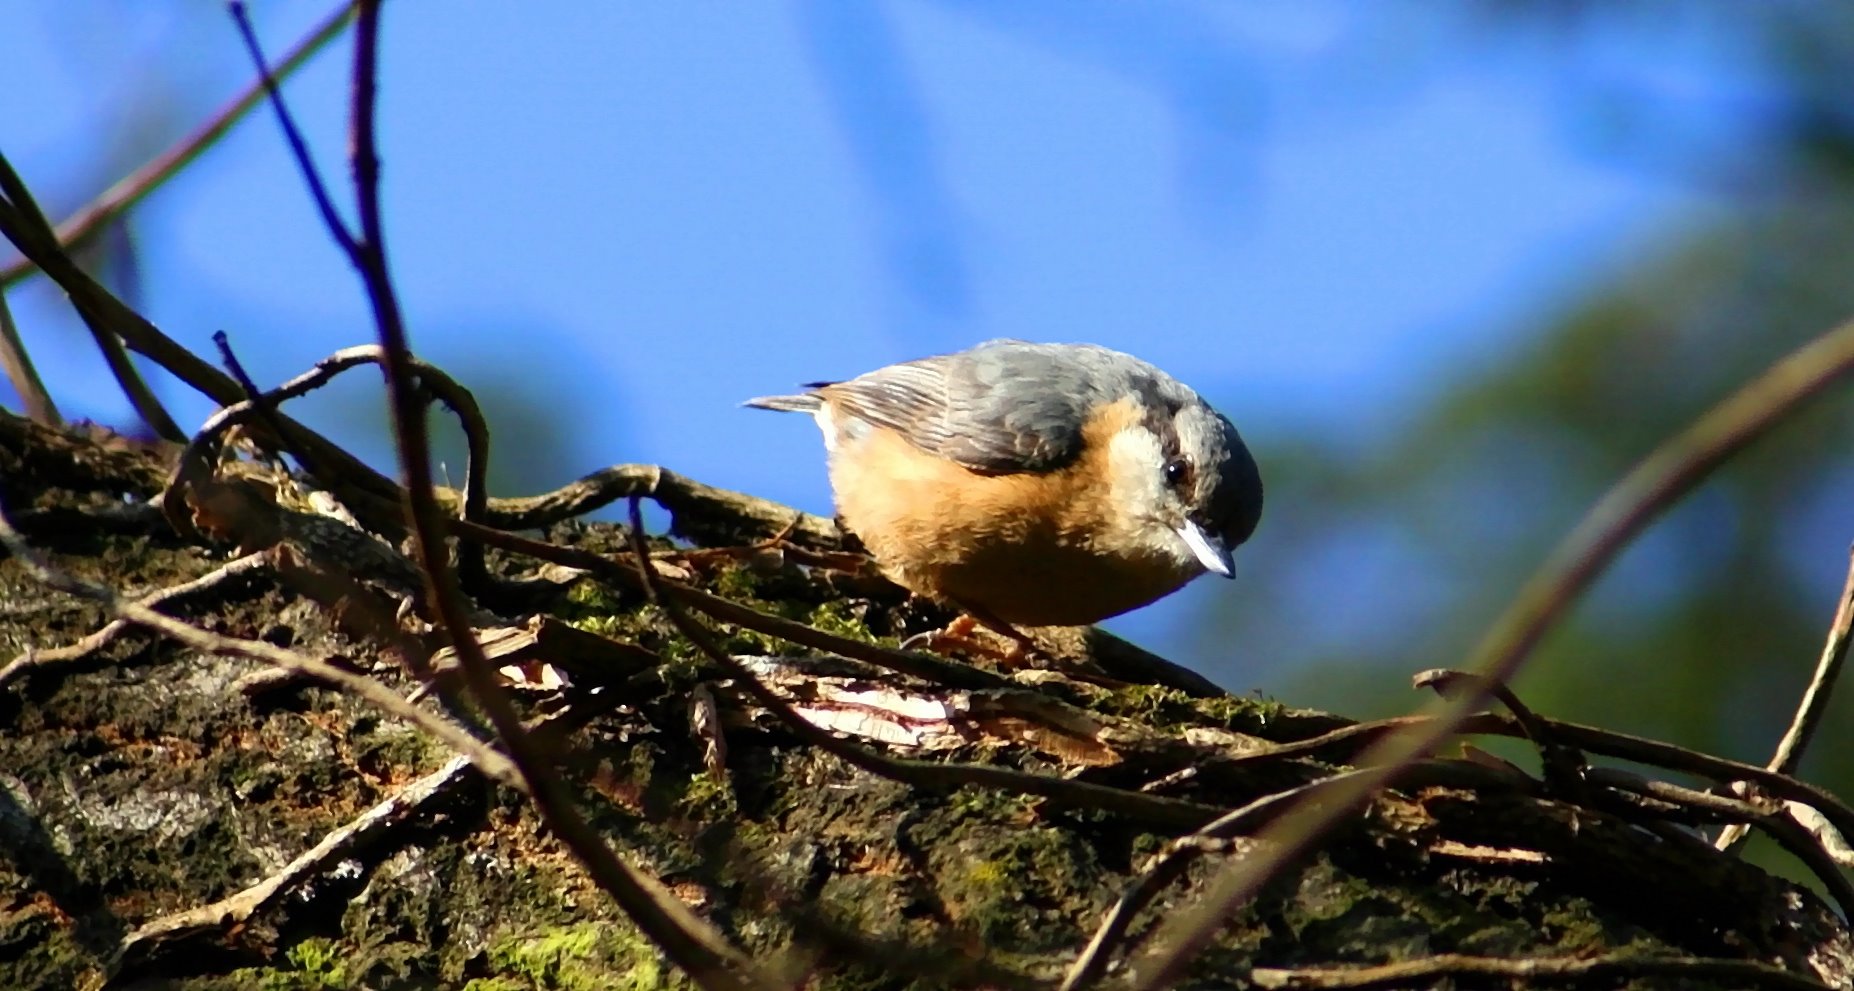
1414,668,1588,796
0,155,182,439
479,462,844,548
1183,706,1854,853
624,496,1224,831
452,515,1009,689
1767,549,1854,775
212,330,300,473
117,753,473,962
88,311,186,440
1064,769,1378,991
0,285,57,423
1586,768,1854,919
1530,715,1854,842
0,503,517,788
0,2,358,290
228,2,359,257
1132,314,1854,990
0,161,404,510
1246,953,1830,990
1786,801,1854,868
230,5,770,986
0,550,269,690
188,338,493,589
1718,545,1854,852
1064,761,1524,991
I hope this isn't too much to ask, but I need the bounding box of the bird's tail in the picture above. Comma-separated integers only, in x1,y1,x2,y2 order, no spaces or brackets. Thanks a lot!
742,392,823,414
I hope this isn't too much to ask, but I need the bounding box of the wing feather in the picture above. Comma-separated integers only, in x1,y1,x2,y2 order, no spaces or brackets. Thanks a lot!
818,342,1105,474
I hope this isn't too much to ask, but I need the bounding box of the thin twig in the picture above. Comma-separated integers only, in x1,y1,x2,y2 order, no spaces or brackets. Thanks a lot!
117,753,473,962
1414,668,1588,796
1719,545,1854,852
0,158,182,439
1246,953,1830,991
0,550,269,690
624,496,1223,831
1179,707,1854,848
1785,801,1854,868
478,462,844,548
0,503,517,788
1586,768,1854,920
213,330,300,471
0,283,57,423
0,157,404,510
1132,314,1854,990
82,306,185,441
1063,769,1380,991
0,3,358,290
451,515,1010,689
235,5,770,986
162,345,396,532
1767,548,1854,774
191,338,493,590
1064,761,1524,991
228,2,359,255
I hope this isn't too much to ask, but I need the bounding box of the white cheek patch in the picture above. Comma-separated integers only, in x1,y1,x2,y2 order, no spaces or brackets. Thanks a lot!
1104,425,1229,574
1103,427,1167,509
815,403,840,453
1102,426,1194,559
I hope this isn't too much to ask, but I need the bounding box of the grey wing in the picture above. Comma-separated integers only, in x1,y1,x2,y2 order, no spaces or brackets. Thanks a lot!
821,342,1101,474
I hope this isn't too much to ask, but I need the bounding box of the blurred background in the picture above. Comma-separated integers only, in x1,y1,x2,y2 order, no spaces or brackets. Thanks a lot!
6,3,1854,813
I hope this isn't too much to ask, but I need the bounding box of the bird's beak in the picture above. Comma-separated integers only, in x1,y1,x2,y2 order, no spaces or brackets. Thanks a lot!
1178,521,1234,579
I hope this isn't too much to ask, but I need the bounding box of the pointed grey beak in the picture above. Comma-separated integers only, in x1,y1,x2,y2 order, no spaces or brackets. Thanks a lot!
1177,521,1234,578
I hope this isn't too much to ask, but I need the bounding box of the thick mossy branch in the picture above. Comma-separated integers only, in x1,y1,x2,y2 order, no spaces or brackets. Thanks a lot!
0,412,1848,991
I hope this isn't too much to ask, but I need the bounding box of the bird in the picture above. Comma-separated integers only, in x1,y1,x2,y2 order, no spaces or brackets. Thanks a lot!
746,339,1263,651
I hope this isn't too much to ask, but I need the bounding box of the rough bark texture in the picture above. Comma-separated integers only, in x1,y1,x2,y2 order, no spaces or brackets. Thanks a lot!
0,409,1849,991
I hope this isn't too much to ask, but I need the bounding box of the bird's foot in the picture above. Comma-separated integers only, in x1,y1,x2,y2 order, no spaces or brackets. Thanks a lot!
902,613,1037,666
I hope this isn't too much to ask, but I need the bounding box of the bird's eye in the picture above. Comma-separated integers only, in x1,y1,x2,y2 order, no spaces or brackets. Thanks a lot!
1163,458,1191,488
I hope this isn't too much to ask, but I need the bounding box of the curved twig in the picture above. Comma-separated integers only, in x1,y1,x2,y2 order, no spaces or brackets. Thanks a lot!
0,154,182,440
163,343,491,587
1133,314,1854,990
0,286,57,424
0,3,358,290
1719,545,1854,852
1246,953,1830,991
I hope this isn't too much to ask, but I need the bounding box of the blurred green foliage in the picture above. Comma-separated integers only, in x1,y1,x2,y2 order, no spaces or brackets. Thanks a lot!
1232,2,1854,878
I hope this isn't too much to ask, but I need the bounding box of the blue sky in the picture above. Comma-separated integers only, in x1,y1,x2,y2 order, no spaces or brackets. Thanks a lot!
2,3,1725,689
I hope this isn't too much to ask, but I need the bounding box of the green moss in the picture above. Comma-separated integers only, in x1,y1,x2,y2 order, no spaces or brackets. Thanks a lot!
1129,831,1169,862
922,790,1099,949
678,769,738,819
565,580,624,612
1535,901,1636,953
477,922,680,991
807,600,886,644
943,786,1036,821
1194,692,1289,731
1086,683,1288,735
710,564,765,603
716,626,780,657
260,937,349,990
963,858,1010,892
567,613,630,639
352,719,442,775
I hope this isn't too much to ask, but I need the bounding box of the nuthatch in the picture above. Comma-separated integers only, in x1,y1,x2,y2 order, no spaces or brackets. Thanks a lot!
747,340,1263,639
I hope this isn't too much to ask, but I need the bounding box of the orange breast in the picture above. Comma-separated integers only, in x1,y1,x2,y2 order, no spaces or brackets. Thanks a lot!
824,398,1195,627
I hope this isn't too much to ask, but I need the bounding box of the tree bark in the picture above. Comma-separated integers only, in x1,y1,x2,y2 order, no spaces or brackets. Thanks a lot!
0,409,1847,991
